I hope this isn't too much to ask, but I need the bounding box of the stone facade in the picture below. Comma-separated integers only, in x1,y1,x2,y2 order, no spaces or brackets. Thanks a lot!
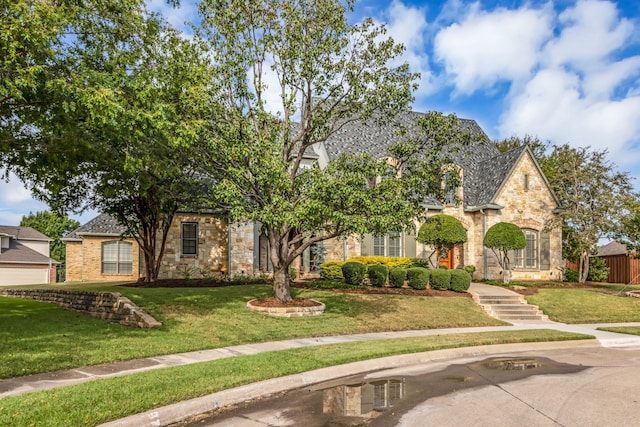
228,222,255,277
159,213,228,279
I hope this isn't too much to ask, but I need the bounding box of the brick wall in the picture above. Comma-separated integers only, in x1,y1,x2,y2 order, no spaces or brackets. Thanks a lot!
0,289,161,328
66,236,141,282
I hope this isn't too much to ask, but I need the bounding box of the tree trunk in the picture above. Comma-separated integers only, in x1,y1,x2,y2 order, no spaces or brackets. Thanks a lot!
579,252,589,283
503,269,512,284
272,266,292,302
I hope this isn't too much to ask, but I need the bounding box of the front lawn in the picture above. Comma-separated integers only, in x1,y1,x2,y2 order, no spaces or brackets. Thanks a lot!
526,288,640,323
0,283,505,378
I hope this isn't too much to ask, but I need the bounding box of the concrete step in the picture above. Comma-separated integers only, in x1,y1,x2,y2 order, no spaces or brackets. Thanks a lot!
475,293,548,322
498,314,547,321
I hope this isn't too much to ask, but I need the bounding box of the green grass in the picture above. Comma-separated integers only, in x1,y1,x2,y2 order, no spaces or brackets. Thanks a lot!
0,329,592,427
526,289,640,323
0,284,506,378
597,326,640,336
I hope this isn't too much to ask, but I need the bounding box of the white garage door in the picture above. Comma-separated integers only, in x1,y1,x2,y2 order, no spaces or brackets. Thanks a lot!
0,267,49,286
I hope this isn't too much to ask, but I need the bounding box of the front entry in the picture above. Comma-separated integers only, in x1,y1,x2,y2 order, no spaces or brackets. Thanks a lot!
439,249,454,269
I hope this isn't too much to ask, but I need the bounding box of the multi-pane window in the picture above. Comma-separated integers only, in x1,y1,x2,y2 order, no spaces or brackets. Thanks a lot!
514,229,538,269
181,222,198,256
101,241,133,274
373,234,402,257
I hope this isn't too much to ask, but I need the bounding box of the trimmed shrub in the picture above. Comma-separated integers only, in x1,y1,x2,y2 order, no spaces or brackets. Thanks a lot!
430,269,452,290
320,261,345,281
341,262,366,286
407,267,430,290
346,256,414,269
564,268,579,282
450,269,471,292
462,265,476,276
389,267,407,288
368,264,389,287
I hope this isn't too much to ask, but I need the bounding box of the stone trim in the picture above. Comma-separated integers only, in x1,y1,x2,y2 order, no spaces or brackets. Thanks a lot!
0,289,161,328
246,299,325,317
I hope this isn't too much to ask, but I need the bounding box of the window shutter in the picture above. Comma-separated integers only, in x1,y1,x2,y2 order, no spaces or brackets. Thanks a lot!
361,234,373,256
540,231,551,270
403,231,416,258
506,249,515,269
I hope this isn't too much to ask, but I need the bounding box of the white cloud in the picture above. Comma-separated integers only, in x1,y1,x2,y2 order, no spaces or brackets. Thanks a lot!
434,4,553,94
543,0,634,70
0,172,35,204
146,0,199,34
382,1,435,94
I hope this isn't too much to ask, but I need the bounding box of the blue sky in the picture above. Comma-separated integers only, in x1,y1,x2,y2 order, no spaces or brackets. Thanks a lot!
1,0,639,225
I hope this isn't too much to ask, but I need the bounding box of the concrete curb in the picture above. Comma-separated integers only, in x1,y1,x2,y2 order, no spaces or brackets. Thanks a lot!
99,340,599,427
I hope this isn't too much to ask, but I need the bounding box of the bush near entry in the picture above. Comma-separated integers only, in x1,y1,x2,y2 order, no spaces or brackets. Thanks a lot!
450,269,471,292
407,267,430,290
430,269,451,290
320,261,344,280
368,264,389,287
389,267,407,288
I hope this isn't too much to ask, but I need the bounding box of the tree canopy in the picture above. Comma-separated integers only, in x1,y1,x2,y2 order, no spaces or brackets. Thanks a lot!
195,0,474,301
416,214,467,268
20,211,79,264
483,222,526,282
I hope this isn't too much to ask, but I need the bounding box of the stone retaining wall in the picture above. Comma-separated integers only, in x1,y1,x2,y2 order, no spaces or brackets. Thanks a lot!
0,289,161,328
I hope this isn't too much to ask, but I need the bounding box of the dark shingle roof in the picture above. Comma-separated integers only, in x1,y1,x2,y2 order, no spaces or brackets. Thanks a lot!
321,110,524,208
0,240,55,264
322,111,491,162
63,214,127,241
464,145,528,207
0,226,51,241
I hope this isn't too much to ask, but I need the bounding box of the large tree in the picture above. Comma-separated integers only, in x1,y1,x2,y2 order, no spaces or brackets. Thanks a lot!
20,211,80,264
2,1,214,282
196,0,473,301
544,144,633,283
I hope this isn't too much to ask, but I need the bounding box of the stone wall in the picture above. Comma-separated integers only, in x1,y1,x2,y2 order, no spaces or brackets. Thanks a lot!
0,289,161,328
159,213,228,279
228,222,255,276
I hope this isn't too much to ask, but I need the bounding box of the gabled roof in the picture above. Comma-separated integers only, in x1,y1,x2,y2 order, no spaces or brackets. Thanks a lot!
0,240,56,265
597,241,631,257
0,225,51,241
63,214,127,241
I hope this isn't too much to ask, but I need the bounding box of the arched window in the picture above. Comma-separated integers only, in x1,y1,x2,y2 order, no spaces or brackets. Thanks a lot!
101,241,133,274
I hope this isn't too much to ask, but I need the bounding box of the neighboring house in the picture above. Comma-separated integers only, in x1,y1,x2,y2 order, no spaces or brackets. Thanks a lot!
64,110,562,282
0,225,57,286
596,242,640,284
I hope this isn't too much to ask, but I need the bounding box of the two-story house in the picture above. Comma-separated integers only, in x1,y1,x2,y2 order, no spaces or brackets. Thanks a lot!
64,110,562,282
0,226,58,285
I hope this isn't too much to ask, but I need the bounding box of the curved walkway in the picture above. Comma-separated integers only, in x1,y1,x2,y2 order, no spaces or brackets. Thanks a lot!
2,283,640,425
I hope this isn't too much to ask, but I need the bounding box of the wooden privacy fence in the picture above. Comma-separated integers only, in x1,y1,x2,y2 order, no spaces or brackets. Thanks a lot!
601,254,640,284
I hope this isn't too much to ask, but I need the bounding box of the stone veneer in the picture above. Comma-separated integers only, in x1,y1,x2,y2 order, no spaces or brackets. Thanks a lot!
159,213,228,279
228,222,255,276
0,289,161,328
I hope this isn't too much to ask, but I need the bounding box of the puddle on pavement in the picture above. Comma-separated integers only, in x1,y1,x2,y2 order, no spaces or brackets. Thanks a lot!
170,356,588,427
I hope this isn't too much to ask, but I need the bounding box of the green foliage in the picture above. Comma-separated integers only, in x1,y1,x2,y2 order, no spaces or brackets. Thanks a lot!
407,267,430,290
483,222,526,270
341,262,366,286
368,264,389,287
319,261,345,281
389,267,407,288
463,265,476,276
20,211,80,264
410,258,430,268
347,256,414,269
450,270,472,292
417,214,468,268
587,257,610,282
564,269,580,282
430,269,452,290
